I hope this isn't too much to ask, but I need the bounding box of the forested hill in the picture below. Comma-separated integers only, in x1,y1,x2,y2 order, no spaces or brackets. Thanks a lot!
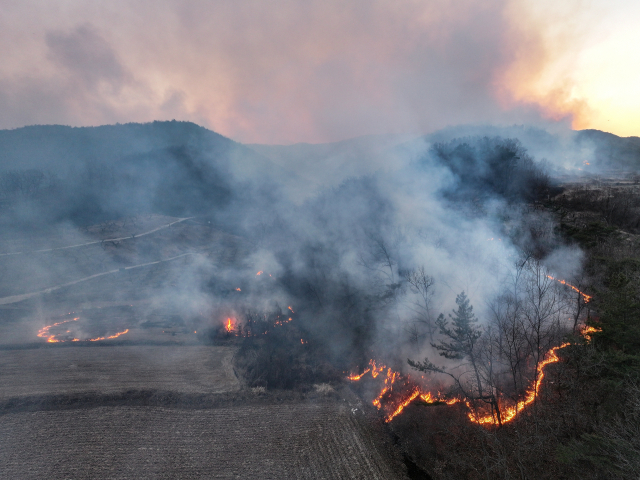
0,121,238,171
0,121,285,225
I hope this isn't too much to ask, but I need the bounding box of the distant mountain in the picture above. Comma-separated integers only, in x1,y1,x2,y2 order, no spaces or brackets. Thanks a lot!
575,129,640,170
0,121,288,225
423,125,640,171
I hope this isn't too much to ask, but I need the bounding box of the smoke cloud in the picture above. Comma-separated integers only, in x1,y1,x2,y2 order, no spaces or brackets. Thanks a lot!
2,0,629,143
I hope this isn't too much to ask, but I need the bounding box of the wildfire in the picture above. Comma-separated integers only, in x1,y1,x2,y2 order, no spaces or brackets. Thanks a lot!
370,359,385,378
236,288,241,291
547,275,592,303
468,341,570,425
348,324,598,425
37,317,80,342
582,325,601,342
274,316,293,327
225,317,236,333
347,368,371,381
88,329,130,342
256,271,263,275
387,389,421,422
37,317,129,343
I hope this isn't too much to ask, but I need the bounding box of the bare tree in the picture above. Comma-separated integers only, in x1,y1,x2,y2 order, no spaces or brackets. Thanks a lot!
520,259,565,398
405,266,437,342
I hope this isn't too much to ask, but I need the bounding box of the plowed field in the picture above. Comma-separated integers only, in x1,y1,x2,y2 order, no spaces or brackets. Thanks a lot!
0,403,404,479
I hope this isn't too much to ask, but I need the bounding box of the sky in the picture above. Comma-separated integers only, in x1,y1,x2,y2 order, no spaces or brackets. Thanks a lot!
1,0,638,144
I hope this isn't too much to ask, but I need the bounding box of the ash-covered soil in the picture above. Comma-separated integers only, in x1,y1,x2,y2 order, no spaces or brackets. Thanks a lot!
0,345,240,399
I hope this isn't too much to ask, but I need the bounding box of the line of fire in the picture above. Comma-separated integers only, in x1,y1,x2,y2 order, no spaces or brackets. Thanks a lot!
35,272,596,428
347,278,598,426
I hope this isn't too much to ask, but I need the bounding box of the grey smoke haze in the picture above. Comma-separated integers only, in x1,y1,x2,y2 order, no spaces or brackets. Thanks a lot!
0,0,584,144
0,122,584,367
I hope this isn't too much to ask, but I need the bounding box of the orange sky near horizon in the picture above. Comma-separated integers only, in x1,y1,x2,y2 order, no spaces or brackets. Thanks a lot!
0,0,637,143
500,0,640,138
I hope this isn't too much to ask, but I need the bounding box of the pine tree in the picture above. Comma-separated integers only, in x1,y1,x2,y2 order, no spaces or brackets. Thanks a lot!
432,291,482,360
409,291,487,404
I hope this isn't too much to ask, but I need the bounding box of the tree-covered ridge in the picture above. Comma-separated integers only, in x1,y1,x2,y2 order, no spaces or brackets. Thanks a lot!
426,136,554,202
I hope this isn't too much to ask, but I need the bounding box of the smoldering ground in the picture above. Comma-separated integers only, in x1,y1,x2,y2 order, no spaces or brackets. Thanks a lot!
0,121,593,389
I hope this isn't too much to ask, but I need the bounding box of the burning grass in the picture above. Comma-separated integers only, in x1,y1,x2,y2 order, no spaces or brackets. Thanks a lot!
348,320,597,427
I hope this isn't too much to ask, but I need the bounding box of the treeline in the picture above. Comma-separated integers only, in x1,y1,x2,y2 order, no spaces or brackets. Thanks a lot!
427,136,555,203
0,122,261,227
0,147,232,226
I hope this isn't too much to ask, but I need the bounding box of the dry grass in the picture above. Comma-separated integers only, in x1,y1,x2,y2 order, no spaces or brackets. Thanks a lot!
314,383,335,395
0,345,240,399
0,214,409,479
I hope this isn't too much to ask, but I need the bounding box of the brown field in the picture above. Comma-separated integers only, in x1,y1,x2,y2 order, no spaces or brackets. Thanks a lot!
0,401,405,479
0,343,408,479
0,345,240,399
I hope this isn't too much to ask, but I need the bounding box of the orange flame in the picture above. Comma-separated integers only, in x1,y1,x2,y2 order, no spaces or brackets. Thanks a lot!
547,275,592,303
347,368,371,381
582,325,601,342
37,317,80,342
468,341,570,425
369,359,385,378
386,389,421,422
88,329,130,342
37,317,129,343
348,323,596,426
225,317,236,333
256,271,263,275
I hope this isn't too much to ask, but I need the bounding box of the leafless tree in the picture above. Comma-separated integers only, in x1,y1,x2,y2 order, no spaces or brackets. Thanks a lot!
405,266,437,342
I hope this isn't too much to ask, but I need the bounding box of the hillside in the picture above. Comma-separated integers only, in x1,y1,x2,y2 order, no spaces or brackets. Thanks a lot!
0,121,298,224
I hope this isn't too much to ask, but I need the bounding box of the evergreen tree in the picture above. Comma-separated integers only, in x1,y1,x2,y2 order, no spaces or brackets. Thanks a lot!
432,291,482,360
409,291,486,400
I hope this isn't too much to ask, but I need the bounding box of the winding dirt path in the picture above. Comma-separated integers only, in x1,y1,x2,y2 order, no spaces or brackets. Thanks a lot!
0,253,194,305
0,217,193,257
